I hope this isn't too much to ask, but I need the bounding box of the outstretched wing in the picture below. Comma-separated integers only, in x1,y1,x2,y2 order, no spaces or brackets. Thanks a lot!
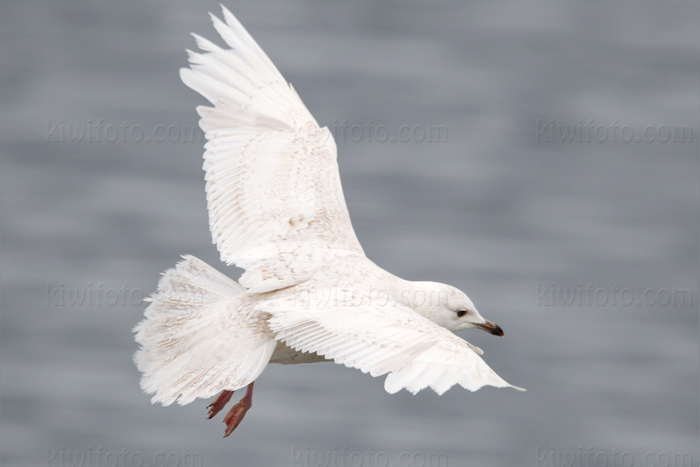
180,6,364,293
260,292,524,395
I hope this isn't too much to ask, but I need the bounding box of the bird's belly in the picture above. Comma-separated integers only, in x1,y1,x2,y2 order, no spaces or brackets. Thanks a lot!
269,341,328,365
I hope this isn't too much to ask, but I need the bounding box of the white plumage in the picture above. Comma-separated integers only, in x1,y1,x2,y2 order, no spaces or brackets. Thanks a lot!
179,9,362,294
134,5,523,416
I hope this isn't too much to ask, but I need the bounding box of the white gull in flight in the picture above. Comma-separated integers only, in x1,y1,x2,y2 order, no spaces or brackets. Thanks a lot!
134,5,524,437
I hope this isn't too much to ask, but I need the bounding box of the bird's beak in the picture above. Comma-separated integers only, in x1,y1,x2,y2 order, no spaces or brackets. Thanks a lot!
475,320,504,337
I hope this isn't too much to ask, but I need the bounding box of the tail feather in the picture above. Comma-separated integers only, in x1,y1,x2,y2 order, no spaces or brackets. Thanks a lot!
133,255,275,405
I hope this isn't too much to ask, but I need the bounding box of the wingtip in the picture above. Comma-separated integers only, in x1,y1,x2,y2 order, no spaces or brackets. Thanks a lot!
220,4,243,30
209,10,226,30
219,3,233,18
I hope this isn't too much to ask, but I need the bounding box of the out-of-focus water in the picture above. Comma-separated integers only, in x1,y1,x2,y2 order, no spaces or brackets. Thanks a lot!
1,1,698,466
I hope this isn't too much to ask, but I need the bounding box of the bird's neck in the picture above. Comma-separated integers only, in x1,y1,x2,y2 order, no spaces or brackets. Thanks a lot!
401,280,447,315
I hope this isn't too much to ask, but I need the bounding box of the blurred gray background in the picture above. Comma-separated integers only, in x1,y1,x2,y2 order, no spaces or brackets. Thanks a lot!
1,1,698,466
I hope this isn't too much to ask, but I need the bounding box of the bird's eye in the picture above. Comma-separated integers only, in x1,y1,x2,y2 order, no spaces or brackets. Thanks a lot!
456,309,467,318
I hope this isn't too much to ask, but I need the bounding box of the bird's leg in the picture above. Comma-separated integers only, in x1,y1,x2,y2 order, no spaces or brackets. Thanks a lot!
222,382,254,437
206,390,234,419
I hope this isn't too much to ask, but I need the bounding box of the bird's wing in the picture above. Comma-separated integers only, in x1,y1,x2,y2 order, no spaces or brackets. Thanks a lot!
260,293,524,395
180,6,364,293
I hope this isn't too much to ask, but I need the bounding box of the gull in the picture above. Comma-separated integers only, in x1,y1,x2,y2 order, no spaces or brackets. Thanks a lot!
134,5,524,438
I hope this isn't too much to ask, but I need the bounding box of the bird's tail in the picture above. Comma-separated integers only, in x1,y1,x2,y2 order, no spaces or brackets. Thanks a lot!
133,255,276,405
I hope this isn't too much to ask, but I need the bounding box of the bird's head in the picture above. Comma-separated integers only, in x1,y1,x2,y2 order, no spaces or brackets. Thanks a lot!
410,281,504,335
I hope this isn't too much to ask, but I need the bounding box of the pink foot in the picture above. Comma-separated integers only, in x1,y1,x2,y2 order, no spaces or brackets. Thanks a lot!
222,382,254,437
207,390,234,419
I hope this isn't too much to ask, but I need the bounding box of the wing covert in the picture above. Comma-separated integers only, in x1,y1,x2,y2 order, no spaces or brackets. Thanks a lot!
259,293,524,395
